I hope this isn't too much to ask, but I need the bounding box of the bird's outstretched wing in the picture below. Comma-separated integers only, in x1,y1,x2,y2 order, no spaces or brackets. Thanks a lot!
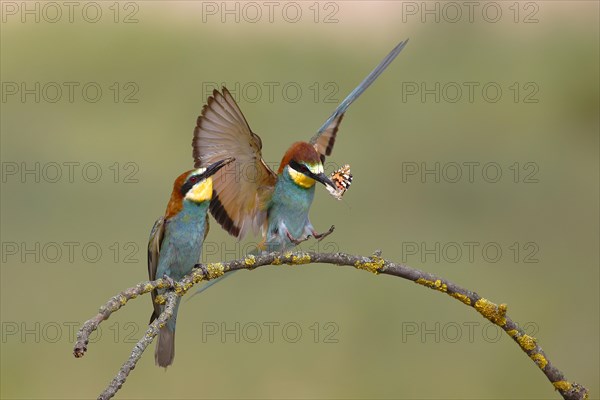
148,216,165,323
310,38,409,161
193,88,277,239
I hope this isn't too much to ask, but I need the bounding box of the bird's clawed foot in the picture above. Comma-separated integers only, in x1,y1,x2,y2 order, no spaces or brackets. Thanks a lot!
195,263,209,278
283,225,335,246
286,230,311,245
312,225,335,241
162,274,176,289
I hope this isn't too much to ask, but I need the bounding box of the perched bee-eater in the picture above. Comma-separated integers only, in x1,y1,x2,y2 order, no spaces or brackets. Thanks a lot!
192,39,408,251
148,158,234,367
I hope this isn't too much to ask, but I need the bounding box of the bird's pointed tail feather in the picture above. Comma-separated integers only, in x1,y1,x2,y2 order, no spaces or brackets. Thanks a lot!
155,326,175,368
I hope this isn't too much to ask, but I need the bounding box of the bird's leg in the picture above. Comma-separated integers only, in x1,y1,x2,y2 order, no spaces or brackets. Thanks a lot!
285,229,311,245
257,237,267,252
312,225,335,241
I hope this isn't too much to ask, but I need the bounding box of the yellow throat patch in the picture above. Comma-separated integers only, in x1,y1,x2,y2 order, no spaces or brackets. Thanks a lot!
288,167,315,188
185,178,213,203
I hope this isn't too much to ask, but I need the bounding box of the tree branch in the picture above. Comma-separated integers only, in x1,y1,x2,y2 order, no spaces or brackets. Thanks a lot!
73,251,588,400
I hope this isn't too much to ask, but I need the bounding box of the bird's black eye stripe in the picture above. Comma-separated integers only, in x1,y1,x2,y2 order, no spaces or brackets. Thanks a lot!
289,160,310,174
180,174,203,196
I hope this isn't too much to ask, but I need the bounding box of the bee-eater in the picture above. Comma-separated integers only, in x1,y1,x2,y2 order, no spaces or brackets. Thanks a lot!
148,158,233,367
192,38,408,251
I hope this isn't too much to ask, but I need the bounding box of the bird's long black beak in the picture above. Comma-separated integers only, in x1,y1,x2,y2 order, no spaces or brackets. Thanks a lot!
204,157,235,178
312,172,336,190
288,160,336,190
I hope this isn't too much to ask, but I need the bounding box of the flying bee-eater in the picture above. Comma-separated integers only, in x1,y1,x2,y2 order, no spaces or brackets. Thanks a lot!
192,38,408,251
148,158,234,368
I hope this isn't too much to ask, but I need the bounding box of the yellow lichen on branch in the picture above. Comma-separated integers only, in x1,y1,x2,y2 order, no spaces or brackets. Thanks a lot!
142,283,154,293
206,262,225,279
450,292,471,305
244,255,256,267
516,334,537,351
530,353,548,369
474,298,507,326
553,381,573,391
174,282,193,295
291,254,312,265
154,294,166,305
416,278,448,292
355,256,385,274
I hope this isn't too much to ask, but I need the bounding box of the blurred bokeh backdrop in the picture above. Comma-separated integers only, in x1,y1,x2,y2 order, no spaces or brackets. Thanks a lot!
1,1,598,399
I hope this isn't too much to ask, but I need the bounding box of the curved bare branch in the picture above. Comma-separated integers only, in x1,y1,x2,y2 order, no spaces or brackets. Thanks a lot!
73,251,588,400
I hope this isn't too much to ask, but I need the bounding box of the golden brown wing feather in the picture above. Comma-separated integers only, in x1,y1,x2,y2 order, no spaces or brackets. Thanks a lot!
192,87,276,239
203,214,210,241
148,216,165,323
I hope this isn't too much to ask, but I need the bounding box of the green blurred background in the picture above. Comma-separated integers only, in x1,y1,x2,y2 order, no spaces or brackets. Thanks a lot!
1,1,598,399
